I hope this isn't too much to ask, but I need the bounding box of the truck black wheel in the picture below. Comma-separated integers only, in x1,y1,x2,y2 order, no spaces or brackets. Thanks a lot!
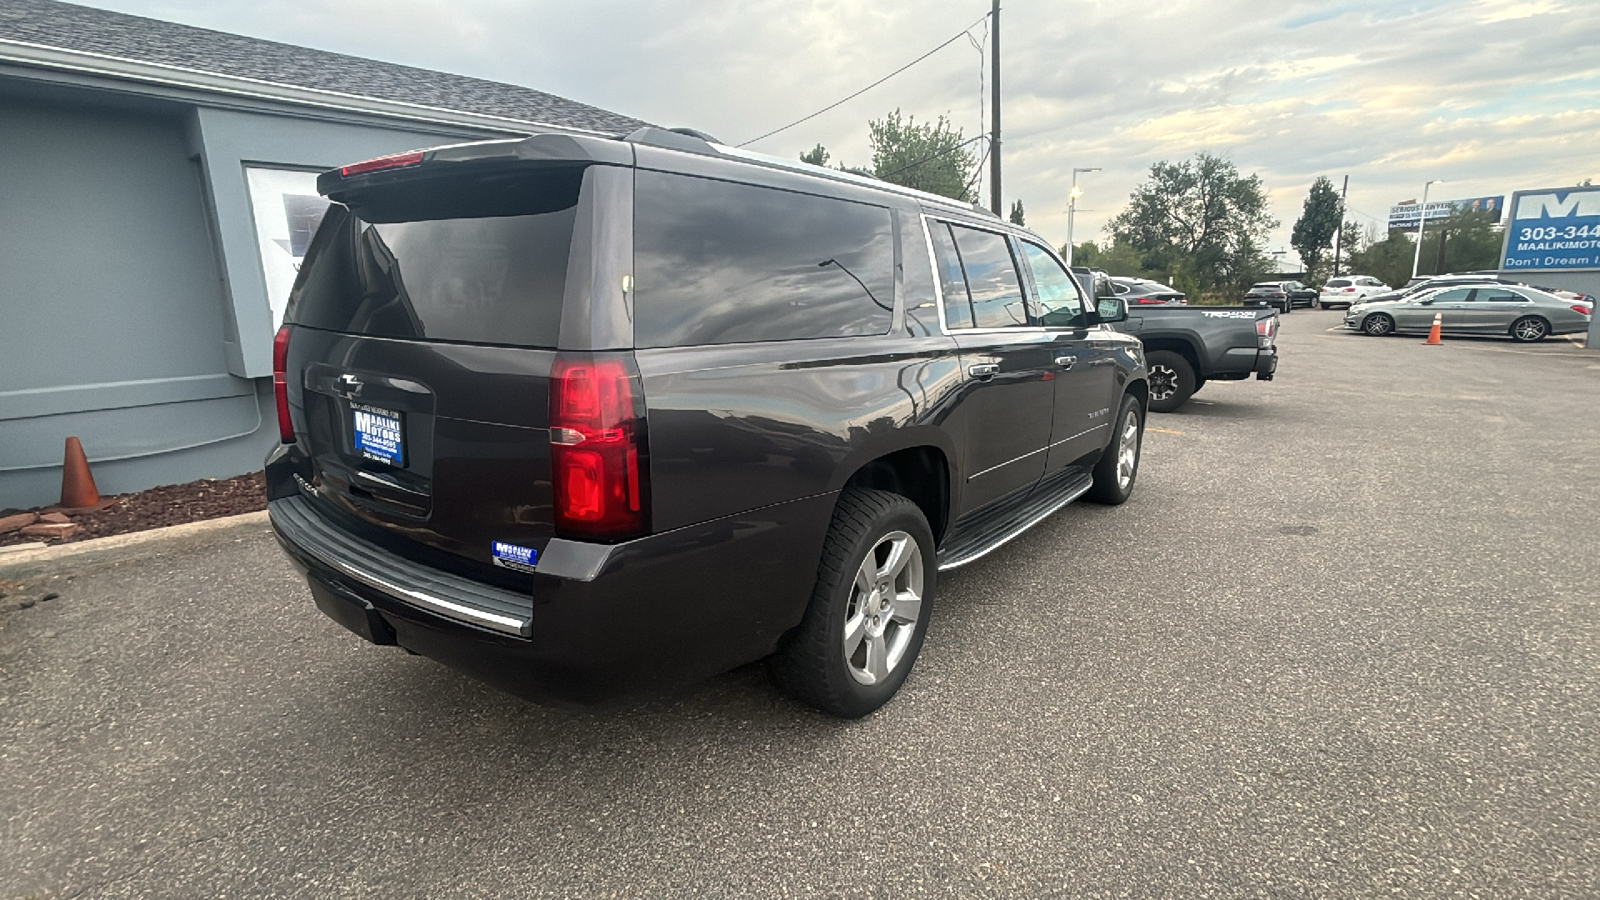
1146,350,1196,413
1085,393,1143,505
770,488,936,718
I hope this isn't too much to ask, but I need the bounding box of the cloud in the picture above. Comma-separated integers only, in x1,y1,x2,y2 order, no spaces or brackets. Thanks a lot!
78,0,1600,256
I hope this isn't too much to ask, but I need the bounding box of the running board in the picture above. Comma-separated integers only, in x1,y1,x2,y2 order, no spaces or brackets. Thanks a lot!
936,470,1094,571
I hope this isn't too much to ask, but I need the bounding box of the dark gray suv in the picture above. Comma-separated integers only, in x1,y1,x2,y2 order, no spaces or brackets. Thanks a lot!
266,128,1148,717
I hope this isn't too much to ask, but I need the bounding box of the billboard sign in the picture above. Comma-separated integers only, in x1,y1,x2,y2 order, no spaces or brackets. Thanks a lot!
1500,186,1600,271
1387,195,1504,232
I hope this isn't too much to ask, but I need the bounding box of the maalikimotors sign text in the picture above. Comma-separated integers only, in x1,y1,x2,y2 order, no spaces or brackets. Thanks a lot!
1501,186,1600,271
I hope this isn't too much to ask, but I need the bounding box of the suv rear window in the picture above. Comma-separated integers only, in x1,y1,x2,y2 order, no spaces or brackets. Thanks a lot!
633,172,894,348
1325,279,1351,288
288,168,584,347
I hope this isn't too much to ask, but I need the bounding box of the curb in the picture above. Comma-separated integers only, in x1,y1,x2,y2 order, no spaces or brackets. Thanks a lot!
0,510,272,581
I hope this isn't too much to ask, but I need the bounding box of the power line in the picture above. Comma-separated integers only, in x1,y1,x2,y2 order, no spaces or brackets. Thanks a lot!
737,13,991,148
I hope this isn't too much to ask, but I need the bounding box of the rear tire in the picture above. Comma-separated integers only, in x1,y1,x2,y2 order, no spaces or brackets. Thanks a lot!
1362,313,1395,336
770,488,935,718
1510,316,1549,342
1146,350,1196,413
1086,394,1143,505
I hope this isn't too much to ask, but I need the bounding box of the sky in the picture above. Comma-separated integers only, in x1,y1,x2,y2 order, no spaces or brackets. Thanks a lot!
80,0,1600,262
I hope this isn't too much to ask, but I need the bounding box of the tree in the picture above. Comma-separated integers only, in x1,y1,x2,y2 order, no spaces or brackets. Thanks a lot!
1291,176,1342,277
1066,239,1154,280
867,109,978,202
799,144,830,167
1009,199,1026,226
1332,220,1366,277
1414,208,1502,276
1346,230,1416,288
1108,153,1277,291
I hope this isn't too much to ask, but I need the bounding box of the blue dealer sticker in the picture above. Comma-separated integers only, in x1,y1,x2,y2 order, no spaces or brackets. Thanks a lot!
491,541,538,573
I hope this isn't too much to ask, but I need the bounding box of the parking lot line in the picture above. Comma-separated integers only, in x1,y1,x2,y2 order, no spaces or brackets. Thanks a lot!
1146,427,1185,435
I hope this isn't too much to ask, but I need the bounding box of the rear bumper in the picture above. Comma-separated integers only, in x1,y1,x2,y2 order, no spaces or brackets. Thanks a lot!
269,490,835,708
1217,346,1277,381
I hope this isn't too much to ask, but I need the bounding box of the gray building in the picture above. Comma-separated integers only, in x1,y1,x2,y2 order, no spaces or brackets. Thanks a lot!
1,0,648,508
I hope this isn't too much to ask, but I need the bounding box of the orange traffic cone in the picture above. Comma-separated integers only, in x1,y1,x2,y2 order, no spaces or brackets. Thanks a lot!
60,436,103,509
1424,312,1443,345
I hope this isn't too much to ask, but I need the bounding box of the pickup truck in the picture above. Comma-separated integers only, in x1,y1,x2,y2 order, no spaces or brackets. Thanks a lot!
1112,306,1278,411
1078,268,1278,412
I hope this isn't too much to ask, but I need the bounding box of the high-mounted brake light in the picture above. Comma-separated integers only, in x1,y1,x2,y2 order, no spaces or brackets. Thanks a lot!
340,150,424,177
549,355,648,540
272,325,294,443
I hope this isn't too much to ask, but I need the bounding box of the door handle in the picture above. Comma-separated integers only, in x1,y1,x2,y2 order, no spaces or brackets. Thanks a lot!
1054,355,1077,370
968,363,999,381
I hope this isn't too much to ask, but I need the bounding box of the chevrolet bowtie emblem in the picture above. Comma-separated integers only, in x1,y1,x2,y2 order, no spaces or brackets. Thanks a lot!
334,373,363,398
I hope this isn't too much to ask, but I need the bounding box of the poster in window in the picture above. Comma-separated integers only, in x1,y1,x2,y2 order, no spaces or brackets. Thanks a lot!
245,167,332,329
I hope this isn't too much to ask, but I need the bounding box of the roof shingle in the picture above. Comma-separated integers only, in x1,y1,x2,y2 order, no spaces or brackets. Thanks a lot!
0,0,650,135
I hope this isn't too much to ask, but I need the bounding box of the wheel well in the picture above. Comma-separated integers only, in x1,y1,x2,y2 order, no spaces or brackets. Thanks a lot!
1509,314,1549,331
1125,379,1148,413
1140,338,1201,376
843,446,950,545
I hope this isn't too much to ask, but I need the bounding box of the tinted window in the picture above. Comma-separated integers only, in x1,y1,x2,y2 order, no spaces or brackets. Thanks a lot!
948,225,1028,328
1430,288,1474,302
634,172,893,347
899,214,940,337
1477,289,1526,302
289,169,584,347
1326,279,1351,288
1019,242,1087,327
927,221,973,329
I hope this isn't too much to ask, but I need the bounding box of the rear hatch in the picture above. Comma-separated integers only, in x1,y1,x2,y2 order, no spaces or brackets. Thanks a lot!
283,160,589,578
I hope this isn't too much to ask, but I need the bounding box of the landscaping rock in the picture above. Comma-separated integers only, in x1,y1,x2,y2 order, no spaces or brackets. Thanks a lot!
19,522,80,540
39,512,72,525
0,512,38,534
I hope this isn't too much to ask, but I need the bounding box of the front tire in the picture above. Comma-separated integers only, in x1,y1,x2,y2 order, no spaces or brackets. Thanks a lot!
1510,316,1549,342
1362,313,1395,336
1086,394,1143,505
1146,350,1196,413
770,488,935,718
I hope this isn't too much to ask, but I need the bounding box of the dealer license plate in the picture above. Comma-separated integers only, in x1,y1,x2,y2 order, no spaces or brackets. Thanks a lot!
351,405,405,466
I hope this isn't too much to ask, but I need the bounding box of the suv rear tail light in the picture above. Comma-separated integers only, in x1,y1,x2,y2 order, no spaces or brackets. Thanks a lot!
340,150,424,176
272,325,294,443
549,354,649,540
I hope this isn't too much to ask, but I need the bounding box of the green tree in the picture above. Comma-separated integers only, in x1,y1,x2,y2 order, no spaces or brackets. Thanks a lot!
1347,230,1416,288
867,109,977,202
1414,209,1502,276
1066,239,1153,280
1108,153,1277,291
799,144,830,167
1291,176,1342,277
1331,220,1366,278
1009,199,1026,226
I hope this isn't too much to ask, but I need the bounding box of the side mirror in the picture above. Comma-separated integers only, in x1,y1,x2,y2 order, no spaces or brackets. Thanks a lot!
1097,296,1128,323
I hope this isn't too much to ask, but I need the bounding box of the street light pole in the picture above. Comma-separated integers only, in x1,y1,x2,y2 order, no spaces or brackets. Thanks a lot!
1411,179,1441,280
1065,167,1100,266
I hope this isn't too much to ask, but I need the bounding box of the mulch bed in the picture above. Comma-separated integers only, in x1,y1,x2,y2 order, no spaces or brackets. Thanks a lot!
0,471,266,547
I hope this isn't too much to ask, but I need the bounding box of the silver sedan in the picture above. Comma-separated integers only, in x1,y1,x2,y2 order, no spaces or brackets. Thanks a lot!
1344,283,1592,342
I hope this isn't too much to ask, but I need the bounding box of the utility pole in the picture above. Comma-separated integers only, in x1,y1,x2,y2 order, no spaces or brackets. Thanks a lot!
1411,179,1441,280
989,0,1001,215
1331,174,1348,277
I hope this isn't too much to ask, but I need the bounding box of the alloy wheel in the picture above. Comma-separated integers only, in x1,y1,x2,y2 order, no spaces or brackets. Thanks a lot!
1116,409,1140,491
1149,364,1177,401
842,531,923,686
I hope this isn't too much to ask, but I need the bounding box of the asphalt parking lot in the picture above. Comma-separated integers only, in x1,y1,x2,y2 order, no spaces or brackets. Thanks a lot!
3,311,1597,899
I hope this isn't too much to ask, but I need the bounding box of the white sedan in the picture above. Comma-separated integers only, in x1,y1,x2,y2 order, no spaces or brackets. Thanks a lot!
1319,275,1391,309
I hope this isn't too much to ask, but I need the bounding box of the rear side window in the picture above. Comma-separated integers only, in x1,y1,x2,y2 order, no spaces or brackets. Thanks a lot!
633,172,894,347
288,168,584,347
947,225,1028,328
927,222,973,329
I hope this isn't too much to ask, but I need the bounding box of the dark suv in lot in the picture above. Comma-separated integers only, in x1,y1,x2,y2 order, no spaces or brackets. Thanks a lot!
267,128,1148,717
